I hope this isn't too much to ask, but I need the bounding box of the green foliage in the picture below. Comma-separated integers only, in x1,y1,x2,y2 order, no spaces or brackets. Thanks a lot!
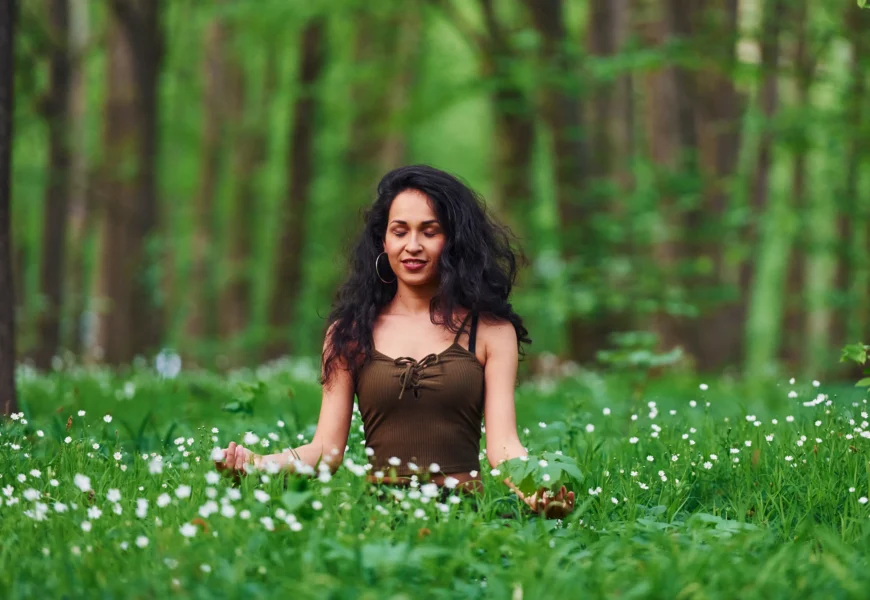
840,342,870,387
499,451,583,497
4,362,870,597
597,331,684,400
221,381,271,417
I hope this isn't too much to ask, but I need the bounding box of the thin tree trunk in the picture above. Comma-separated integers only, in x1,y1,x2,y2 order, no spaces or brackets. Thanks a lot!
527,0,621,364
34,0,72,370
265,19,326,359
342,9,401,240
64,0,91,357
186,15,227,349
480,0,536,238
680,0,746,371
633,0,687,354
220,51,277,348
837,7,870,352
0,0,19,414
97,0,163,364
781,0,816,369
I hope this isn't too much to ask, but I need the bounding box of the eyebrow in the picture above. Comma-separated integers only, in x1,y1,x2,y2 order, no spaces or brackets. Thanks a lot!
389,219,440,226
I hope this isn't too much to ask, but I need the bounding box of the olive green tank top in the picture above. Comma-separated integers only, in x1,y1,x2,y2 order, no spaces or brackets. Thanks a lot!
356,312,484,477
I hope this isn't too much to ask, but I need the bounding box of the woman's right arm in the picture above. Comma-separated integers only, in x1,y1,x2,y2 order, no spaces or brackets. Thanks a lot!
217,326,355,476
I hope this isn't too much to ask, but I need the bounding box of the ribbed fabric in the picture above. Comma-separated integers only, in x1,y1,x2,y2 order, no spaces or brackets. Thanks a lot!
356,312,485,477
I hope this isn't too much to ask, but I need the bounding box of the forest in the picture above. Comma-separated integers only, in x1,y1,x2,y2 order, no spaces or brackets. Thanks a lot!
1,0,867,393
2,2,870,598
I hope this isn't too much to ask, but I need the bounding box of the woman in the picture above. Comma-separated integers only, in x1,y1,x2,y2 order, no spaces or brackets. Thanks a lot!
216,165,575,519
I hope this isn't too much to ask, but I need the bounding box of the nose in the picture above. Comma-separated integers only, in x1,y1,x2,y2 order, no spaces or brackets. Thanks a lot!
406,232,423,252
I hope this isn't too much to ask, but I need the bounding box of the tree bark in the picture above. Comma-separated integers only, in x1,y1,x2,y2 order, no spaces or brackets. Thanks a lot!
265,19,326,359
633,0,688,355
781,0,816,368
342,4,419,241
220,50,277,347
96,0,163,364
64,0,92,356
186,14,227,349
684,0,747,370
479,0,536,238
0,0,19,414
33,0,72,370
527,0,626,364
836,7,870,351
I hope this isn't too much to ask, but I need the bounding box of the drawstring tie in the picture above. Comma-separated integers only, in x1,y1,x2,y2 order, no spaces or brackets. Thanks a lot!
394,353,440,400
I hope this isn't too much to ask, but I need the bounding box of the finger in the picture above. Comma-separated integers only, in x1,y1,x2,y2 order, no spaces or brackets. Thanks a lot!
236,446,248,471
232,445,243,470
537,488,548,513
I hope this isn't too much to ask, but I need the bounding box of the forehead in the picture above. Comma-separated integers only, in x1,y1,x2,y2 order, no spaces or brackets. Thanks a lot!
388,189,439,224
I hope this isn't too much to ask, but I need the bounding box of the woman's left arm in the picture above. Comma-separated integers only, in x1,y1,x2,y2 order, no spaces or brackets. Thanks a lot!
482,319,575,518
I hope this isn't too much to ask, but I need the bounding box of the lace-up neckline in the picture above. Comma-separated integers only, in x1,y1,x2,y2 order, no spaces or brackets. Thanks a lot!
368,312,481,400
394,353,440,400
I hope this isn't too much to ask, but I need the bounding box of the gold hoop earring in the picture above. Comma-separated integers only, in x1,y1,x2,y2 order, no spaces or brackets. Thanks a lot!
375,251,396,284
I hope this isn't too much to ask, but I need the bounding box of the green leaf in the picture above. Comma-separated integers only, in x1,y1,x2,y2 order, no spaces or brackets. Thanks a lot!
859,0,867,8
855,378,870,387
281,491,312,513
840,343,868,365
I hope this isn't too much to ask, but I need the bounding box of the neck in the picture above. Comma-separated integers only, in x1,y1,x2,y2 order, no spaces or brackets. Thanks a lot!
388,283,438,316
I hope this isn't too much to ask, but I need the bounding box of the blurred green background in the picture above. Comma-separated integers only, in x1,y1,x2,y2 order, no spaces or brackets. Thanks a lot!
9,0,870,381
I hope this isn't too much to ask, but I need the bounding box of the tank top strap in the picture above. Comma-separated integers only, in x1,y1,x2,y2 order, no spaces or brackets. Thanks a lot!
453,310,479,353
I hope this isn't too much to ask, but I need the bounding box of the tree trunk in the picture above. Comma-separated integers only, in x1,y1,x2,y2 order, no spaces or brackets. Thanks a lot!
678,0,746,371
479,0,536,238
837,7,870,353
265,19,326,359
0,0,19,414
527,0,623,364
220,50,278,348
781,0,816,369
342,5,419,241
64,0,92,356
633,0,688,355
97,0,163,365
33,0,72,370
186,14,227,351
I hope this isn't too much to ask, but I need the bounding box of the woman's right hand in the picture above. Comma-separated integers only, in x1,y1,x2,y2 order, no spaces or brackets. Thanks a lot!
214,441,259,477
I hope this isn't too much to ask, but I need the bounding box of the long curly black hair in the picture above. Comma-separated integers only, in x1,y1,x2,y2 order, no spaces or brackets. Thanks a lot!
320,164,531,387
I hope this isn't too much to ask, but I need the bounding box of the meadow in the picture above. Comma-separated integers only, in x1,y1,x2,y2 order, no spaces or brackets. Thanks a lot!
2,357,869,599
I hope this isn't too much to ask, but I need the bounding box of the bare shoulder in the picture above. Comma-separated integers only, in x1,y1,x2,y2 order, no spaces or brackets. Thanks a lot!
477,314,518,359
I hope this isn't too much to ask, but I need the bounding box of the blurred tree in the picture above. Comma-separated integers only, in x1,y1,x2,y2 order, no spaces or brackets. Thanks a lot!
835,6,870,348
62,0,92,356
782,0,818,368
743,0,785,375
526,0,606,363
479,0,535,235
684,0,747,370
341,2,419,242
186,7,230,348
95,0,164,364
0,0,19,413
220,45,278,348
265,18,326,359
633,0,690,356
33,0,72,370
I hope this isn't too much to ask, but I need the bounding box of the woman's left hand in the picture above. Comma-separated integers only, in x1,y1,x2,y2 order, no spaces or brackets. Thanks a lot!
522,485,575,519
215,441,260,477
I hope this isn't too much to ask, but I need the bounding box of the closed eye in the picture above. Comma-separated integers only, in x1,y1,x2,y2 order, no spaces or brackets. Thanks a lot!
393,232,439,238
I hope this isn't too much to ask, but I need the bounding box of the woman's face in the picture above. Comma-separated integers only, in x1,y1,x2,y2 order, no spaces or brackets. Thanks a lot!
383,189,446,289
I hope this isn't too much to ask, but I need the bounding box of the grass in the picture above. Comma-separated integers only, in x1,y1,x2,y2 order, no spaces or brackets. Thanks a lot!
2,357,869,598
